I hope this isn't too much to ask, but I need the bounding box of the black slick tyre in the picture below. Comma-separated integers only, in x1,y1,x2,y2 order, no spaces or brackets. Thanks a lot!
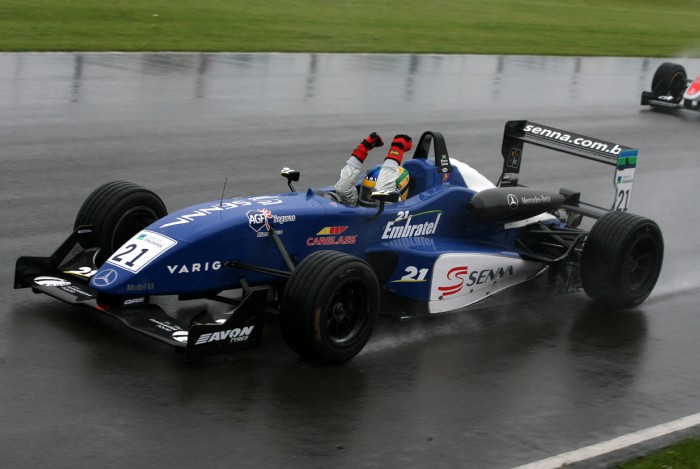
580,211,663,309
280,251,380,364
75,181,167,266
651,62,687,103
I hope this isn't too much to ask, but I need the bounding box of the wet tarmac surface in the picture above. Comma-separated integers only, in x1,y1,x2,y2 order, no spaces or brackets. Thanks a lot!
2,53,700,468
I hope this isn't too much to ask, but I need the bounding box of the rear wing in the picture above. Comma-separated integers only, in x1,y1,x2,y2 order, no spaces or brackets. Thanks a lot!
498,120,638,212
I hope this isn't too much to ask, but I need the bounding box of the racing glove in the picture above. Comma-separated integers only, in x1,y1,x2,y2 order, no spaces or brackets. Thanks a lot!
350,132,384,164
385,135,412,164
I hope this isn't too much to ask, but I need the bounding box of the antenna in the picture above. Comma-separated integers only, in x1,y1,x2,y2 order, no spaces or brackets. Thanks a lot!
219,177,228,206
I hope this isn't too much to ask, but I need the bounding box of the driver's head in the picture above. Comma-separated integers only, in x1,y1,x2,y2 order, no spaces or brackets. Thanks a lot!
358,165,410,206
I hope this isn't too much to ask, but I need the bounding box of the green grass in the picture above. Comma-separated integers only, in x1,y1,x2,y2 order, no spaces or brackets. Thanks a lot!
616,438,700,468
1,0,700,56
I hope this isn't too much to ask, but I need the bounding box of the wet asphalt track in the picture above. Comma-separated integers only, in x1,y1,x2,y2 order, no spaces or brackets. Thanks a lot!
2,53,700,468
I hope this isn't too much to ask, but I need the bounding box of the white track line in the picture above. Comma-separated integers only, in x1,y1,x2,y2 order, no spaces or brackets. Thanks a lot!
513,412,700,469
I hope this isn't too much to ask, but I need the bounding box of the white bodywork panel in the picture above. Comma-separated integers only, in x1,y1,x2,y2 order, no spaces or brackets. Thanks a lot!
451,158,497,192
428,252,546,314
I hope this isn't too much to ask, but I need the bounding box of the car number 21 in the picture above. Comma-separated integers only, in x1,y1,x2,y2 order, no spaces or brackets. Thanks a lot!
615,189,630,212
400,266,429,282
106,230,177,273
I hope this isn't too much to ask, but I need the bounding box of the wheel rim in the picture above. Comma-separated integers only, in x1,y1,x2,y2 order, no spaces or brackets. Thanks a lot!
669,71,686,101
110,207,160,251
325,280,370,347
625,236,658,292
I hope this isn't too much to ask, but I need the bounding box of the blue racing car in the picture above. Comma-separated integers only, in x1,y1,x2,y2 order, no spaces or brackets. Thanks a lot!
14,120,664,364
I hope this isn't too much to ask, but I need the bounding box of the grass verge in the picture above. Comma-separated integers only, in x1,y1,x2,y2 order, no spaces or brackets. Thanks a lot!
1,0,700,56
617,438,700,468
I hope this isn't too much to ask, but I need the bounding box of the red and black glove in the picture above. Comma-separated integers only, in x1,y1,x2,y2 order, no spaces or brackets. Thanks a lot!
385,134,412,164
351,132,384,163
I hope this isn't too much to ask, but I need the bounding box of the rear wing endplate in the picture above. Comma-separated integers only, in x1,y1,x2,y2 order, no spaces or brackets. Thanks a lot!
498,120,638,211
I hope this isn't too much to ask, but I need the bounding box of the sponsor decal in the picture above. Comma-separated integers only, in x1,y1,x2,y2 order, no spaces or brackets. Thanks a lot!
172,331,189,344
507,147,522,169
307,226,356,246
134,231,170,249
92,269,119,287
437,152,451,173
167,261,222,275
317,226,348,235
106,230,177,274
381,210,442,240
126,282,155,292
34,276,71,287
501,173,518,184
617,175,634,184
272,214,296,224
247,209,296,237
523,124,623,155
436,264,514,298
123,297,146,306
307,235,357,246
247,208,272,234
507,194,518,210
520,194,551,205
59,284,92,297
507,192,552,209
437,266,469,296
148,318,182,333
429,254,543,314
195,326,255,345
613,150,637,212
159,196,282,228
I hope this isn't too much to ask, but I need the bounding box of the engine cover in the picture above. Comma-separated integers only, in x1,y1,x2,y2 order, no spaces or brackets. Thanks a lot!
467,187,564,223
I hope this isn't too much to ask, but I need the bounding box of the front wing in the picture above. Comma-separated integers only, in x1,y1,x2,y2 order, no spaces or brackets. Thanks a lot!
641,91,700,112
14,229,267,360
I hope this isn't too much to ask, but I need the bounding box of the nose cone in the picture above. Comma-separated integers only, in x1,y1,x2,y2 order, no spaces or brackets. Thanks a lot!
90,268,121,289
89,264,157,294
88,229,180,294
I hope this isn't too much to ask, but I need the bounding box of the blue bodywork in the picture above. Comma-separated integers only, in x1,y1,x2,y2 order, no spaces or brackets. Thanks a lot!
17,122,636,359
90,157,521,305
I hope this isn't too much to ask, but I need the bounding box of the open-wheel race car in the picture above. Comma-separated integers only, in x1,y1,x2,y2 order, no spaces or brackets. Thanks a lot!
641,61,700,112
14,120,664,364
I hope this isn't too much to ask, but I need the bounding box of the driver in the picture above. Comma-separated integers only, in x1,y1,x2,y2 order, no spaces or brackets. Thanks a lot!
334,132,412,206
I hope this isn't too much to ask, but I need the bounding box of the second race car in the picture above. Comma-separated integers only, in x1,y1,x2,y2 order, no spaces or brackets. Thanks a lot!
641,61,700,112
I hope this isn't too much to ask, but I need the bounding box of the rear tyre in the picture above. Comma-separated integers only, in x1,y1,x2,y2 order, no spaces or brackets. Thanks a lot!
75,181,167,266
651,62,687,103
580,211,663,309
280,251,380,364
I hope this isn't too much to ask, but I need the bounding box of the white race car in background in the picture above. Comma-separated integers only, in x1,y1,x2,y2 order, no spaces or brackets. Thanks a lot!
641,62,700,112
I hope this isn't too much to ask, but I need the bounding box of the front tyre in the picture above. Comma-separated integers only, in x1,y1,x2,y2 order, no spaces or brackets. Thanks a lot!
580,211,663,309
651,62,687,103
280,251,380,365
75,181,167,266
